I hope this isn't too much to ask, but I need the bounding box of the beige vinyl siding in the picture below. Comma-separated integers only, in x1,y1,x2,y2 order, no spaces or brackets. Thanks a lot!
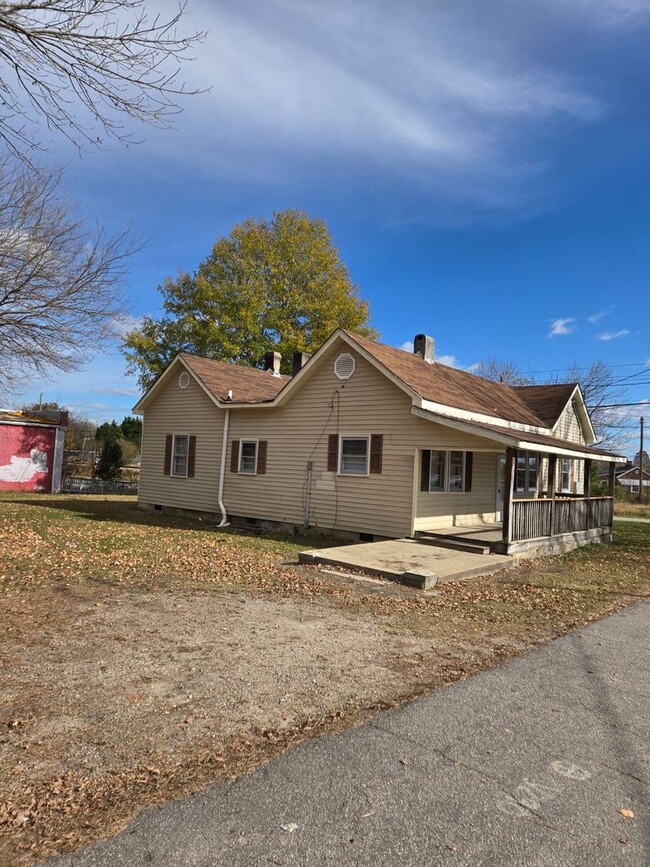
415,451,499,531
225,346,501,538
554,400,586,444
138,360,223,512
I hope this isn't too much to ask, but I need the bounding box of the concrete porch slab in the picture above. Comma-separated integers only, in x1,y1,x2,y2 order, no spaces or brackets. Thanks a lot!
299,538,515,590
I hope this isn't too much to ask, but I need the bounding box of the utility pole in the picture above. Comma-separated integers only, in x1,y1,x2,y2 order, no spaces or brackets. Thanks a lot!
640,416,645,504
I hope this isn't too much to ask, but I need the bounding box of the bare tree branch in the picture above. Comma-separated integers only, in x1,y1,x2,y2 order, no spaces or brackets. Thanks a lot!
0,155,135,394
0,0,206,158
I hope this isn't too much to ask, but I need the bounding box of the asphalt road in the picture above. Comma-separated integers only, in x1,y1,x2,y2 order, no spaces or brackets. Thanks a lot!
50,601,649,867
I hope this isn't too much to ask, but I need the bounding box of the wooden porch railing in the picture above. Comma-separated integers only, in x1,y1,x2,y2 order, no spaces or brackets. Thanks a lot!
510,496,613,542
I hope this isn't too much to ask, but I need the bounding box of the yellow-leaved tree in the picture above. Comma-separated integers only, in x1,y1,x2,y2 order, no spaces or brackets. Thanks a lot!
122,210,378,390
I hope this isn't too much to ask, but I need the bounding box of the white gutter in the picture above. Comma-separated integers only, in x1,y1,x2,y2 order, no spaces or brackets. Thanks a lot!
217,408,230,527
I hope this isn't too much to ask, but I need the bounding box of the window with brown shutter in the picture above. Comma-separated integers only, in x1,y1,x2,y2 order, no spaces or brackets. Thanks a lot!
327,434,338,472
370,434,383,474
257,440,267,475
464,451,473,492
187,436,196,478
230,440,240,473
420,449,431,491
164,435,172,475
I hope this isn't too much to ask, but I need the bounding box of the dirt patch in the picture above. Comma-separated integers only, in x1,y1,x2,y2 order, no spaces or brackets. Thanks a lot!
1,495,648,865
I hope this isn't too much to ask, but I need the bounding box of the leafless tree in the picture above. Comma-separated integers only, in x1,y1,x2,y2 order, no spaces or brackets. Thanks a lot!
475,355,630,450
0,0,205,159
0,156,134,393
470,357,531,385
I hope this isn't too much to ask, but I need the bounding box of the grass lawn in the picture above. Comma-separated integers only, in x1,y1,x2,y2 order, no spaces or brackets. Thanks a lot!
1,494,648,865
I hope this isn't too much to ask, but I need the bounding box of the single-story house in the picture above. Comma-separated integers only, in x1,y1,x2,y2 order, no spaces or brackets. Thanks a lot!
133,330,622,556
0,409,68,493
616,465,650,494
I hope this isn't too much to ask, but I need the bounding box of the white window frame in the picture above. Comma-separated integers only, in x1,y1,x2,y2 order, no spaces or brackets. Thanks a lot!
515,450,539,493
171,434,189,478
239,439,258,475
427,450,467,494
338,435,370,476
561,458,572,492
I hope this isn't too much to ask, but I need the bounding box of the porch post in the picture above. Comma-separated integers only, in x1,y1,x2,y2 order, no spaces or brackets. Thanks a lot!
502,447,517,547
608,462,616,530
547,454,557,537
584,458,592,531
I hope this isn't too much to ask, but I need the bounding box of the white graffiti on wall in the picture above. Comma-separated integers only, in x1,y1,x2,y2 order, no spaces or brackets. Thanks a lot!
0,448,48,482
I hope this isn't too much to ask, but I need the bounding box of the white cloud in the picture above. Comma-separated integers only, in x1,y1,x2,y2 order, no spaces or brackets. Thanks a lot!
92,386,140,396
399,341,414,352
597,329,631,341
117,0,610,212
548,317,577,337
111,314,143,339
587,305,616,324
436,354,460,368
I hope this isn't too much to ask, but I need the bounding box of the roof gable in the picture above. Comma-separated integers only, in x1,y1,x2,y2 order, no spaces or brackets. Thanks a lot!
133,353,290,413
511,384,577,428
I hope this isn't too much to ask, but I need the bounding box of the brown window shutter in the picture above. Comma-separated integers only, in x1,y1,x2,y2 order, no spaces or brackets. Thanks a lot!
327,434,339,472
370,434,383,474
230,440,240,473
164,435,172,476
187,436,196,478
420,449,431,492
464,451,473,492
257,440,267,475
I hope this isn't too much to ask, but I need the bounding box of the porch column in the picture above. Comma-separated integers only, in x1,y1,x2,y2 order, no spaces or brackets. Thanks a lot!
608,462,616,530
547,454,557,537
584,458,592,531
502,447,517,547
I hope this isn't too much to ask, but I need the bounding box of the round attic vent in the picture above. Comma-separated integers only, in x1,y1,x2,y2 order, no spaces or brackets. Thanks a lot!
334,352,355,380
178,371,190,389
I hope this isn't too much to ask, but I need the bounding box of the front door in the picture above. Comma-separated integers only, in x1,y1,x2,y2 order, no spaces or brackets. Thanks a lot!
495,454,506,521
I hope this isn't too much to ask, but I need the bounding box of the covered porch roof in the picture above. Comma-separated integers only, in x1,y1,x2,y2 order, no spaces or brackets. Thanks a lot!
411,407,623,463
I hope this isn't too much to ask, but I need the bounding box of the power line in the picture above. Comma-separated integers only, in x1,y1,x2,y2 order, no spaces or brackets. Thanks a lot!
588,402,650,409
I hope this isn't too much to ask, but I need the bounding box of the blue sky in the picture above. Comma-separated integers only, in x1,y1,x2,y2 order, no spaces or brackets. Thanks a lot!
12,0,650,455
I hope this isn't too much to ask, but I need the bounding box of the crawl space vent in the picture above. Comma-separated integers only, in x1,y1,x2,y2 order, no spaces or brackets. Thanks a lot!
334,352,355,380
178,371,190,389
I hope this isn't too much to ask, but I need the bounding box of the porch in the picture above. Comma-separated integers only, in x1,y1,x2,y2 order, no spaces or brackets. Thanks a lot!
415,448,617,557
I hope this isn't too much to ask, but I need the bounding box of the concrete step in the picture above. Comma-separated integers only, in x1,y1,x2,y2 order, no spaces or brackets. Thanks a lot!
414,532,492,555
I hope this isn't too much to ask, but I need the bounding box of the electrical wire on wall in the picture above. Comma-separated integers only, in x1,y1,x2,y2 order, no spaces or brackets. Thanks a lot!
300,388,340,529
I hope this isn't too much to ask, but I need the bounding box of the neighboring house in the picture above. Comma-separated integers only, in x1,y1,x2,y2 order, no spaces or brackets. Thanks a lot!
134,330,622,556
616,465,650,494
0,409,68,493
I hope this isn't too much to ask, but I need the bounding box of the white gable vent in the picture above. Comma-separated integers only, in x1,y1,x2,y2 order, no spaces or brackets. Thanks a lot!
178,371,190,389
334,352,355,380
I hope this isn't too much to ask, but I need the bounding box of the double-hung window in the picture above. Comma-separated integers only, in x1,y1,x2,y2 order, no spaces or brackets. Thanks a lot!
239,441,258,474
421,450,472,493
164,434,196,478
172,435,189,477
515,451,539,493
339,437,369,475
561,458,571,492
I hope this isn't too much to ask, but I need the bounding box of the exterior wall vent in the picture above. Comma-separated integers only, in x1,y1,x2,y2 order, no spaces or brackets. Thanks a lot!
178,372,190,389
334,352,355,380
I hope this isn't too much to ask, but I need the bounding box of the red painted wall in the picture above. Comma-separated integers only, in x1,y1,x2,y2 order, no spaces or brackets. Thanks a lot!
0,424,55,492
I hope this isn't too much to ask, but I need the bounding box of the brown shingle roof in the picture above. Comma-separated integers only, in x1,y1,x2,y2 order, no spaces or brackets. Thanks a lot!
181,354,290,404
346,333,559,427
512,383,578,428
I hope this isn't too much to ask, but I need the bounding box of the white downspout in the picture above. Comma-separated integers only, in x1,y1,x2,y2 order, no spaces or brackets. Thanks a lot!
217,408,230,527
